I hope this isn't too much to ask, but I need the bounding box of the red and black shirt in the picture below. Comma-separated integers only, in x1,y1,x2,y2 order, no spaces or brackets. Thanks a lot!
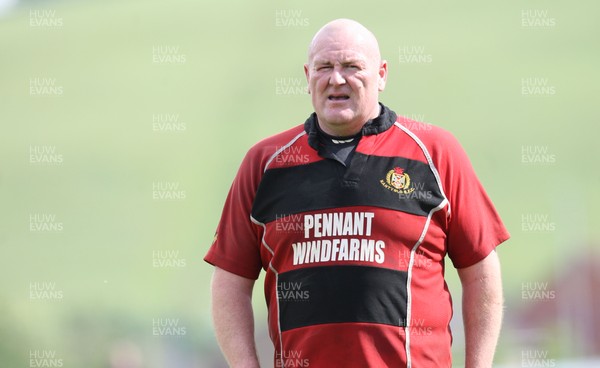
205,104,510,367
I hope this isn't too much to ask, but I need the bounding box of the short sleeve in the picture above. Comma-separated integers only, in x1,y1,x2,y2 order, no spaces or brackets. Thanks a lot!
436,132,510,269
204,149,264,279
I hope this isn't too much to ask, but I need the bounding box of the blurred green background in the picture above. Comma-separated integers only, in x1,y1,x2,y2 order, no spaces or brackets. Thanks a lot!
1,0,599,367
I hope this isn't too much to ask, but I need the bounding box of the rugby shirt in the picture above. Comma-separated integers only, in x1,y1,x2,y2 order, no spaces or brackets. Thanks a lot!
204,104,510,367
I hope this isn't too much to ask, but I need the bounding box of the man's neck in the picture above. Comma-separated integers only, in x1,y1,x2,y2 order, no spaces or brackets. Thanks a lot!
317,107,382,137
318,123,362,138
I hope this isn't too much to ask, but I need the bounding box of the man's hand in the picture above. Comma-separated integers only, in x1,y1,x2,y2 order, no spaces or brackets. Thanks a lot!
211,267,260,368
457,250,503,368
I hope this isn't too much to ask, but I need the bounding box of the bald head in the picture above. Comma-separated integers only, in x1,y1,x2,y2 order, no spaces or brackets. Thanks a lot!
303,19,388,137
308,19,381,66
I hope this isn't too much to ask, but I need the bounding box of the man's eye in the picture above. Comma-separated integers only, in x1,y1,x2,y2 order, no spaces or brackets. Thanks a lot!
317,66,332,71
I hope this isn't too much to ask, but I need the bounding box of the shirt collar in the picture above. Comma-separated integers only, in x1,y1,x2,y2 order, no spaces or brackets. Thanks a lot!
304,103,397,151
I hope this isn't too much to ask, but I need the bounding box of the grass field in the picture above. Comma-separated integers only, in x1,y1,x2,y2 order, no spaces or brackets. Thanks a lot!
1,0,599,366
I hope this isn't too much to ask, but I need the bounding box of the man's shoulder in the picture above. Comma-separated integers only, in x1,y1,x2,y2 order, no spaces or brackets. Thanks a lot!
395,115,450,138
392,115,475,174
392,115,471,168
395,115,459,148
253,124,306,149
244,124,307,164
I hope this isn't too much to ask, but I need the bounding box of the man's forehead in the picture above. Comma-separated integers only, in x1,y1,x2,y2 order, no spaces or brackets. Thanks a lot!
311,50,369,64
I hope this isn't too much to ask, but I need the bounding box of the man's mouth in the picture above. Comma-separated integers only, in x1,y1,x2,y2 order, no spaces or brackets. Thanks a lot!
328,94,350,101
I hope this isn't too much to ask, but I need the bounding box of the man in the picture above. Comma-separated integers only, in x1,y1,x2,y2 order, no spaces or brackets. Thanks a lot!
205,19,509,367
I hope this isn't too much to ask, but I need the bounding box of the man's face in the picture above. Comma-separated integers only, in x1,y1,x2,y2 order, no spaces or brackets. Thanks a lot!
304,30,387,135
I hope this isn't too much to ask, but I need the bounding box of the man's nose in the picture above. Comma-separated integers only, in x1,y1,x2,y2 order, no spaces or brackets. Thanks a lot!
329,68,346,85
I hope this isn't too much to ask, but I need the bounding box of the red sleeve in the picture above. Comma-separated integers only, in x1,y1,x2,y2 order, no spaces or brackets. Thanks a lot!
433,130,510,269
203,147,264,280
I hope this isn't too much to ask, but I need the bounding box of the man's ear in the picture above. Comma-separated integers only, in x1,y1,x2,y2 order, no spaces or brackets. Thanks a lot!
304,64,310,94
378,60,388,91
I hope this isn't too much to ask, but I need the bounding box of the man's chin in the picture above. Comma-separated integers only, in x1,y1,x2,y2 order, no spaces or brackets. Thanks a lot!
320,109,356,125
322,117,356,128
316,112,366,135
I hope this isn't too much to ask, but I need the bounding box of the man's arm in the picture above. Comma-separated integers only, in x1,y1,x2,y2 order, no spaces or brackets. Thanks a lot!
211,267,260,368
457,250,503,368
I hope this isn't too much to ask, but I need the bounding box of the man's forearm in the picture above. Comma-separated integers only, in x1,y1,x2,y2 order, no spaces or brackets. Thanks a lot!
458,251,503,368
211,267,260,368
